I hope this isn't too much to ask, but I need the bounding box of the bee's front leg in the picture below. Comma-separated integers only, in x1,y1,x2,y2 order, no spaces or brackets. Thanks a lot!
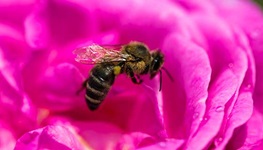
135,75,143,84
127,67,143,84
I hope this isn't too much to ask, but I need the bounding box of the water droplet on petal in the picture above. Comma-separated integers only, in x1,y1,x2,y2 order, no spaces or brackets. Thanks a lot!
215,137,223,146
199,117,208,123
215,106,224,112
244,84,251,90
193,112,199,119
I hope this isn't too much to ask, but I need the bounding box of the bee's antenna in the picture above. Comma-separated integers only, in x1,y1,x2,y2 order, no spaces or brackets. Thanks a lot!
159,70,162,91
162,67,174,82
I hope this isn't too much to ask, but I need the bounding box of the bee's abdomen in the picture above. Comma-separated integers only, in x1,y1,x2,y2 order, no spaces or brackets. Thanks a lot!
85,65,115,111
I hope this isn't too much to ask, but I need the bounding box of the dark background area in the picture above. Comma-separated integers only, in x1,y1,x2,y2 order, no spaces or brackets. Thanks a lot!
254,0,263,8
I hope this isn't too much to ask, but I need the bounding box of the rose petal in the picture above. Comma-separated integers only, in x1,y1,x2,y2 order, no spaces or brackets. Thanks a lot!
1,1,262,149
15,125,84,150
0,0,36,30
162,33,211,139
56,88,166,138
39,63,85,110
0,27,37,136
24,8,50,49
79,0,205,48
216,29,254,150
214,90,253,149
193,9,255,149
227,27,262,149
186,69,238,149
47,116,165,149
226,109,263,149
25,0,98,48
109,91,165,138
137,139,184,150
0,121,16,150
0,69,37,136
212,0,263,113
47,117,126,149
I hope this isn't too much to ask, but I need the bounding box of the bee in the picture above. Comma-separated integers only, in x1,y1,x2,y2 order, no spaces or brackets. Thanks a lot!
73,41,172,111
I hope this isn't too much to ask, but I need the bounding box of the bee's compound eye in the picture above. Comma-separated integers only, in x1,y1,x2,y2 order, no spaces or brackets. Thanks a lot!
152,58,161,71
150,51,164,78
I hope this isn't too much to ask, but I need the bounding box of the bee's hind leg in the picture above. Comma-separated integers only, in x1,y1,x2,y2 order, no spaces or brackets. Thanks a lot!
76,79,88,95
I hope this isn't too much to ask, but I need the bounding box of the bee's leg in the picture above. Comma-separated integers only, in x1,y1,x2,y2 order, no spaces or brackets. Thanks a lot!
131,74,143,84
76,79,88,95
127,67,143,84
135,75,143,84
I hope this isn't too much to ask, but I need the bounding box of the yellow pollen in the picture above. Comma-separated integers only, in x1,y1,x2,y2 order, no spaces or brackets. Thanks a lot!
113,66,121,75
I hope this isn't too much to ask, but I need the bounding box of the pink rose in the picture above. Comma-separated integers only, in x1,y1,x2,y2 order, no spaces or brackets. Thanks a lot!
0,0,262,149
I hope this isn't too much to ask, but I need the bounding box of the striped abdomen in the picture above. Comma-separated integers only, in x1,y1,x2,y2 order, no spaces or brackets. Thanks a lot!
85,64,115,111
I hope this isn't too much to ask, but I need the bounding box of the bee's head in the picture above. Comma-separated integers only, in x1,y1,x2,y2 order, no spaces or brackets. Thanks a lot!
150,50,164,79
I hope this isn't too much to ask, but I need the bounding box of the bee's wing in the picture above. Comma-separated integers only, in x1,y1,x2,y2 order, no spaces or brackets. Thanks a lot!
73,44,129,64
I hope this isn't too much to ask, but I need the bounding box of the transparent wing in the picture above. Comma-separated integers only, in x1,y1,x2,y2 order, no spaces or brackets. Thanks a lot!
73,43,130,64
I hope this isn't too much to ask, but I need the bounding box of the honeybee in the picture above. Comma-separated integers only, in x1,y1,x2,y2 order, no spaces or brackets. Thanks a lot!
74,41,171,111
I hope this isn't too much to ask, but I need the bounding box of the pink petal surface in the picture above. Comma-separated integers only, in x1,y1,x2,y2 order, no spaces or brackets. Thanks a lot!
212,0,263,114
138,139,184,150
53,88,166,139
192,10,254,149
224,26,257,149
0,25,37,138
80,0,205,47
226,109,263,149
0,121,16,150
38,63,85,110
162,34,211,141
24,8,50,49
0,0,262,149
0,0,36,31
215,90,253,149
186,69,238,149
0,62,37,137
14,125,84,150
211,5,263,148
24,0,98,48
45,117,162,149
